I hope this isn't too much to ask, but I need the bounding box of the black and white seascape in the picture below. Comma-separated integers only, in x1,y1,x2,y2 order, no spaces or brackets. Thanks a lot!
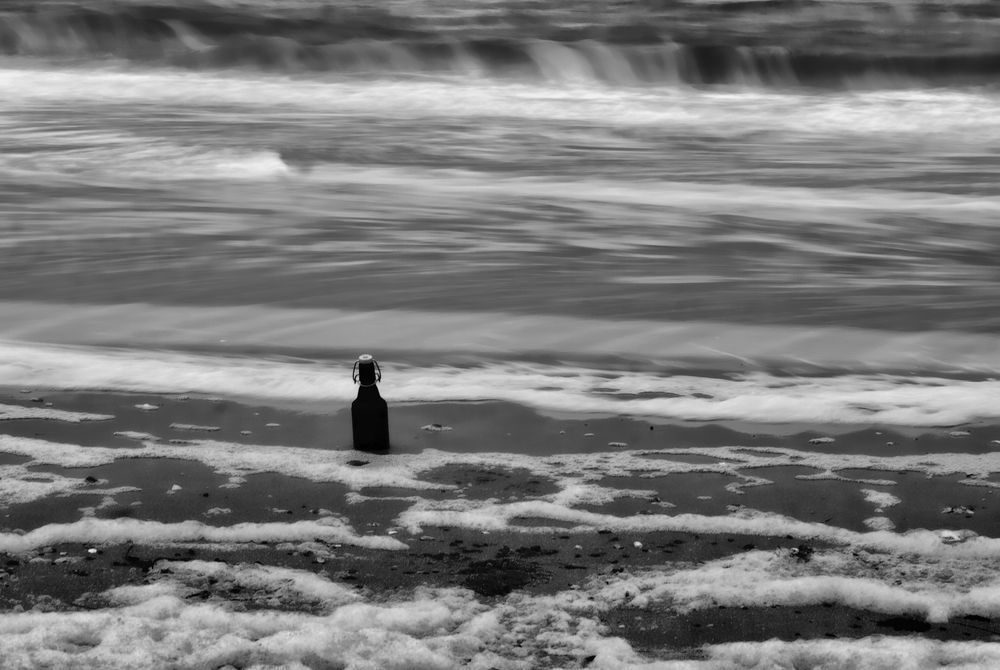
2,1,1000,668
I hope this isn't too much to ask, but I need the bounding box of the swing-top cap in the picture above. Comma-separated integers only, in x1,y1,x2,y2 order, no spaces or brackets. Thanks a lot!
353,354,381,386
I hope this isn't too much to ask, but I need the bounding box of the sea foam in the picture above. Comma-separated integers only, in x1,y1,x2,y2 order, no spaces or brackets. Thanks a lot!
4,67,1000,144
4,431,1000,556
6,431,1000,510
0,403,112,423
2,331,1000,426
589,548,1000,623
0,517,405,554
1,557,999,669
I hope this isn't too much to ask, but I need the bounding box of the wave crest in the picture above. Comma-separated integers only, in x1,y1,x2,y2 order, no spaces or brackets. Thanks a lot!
2,3,1000,88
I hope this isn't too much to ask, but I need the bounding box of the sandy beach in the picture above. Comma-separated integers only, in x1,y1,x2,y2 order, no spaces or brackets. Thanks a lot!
3,388,1000,667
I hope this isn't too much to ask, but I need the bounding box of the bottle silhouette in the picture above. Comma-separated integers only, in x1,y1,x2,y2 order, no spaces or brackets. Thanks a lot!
352,354,389,453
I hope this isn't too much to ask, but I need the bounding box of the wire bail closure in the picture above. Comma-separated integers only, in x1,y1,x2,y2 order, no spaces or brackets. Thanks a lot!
352,356,382,387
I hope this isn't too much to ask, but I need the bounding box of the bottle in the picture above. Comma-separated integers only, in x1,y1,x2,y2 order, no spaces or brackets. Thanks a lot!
352,354,389,452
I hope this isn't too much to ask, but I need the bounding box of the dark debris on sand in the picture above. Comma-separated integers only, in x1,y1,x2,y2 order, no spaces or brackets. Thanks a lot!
459,545,556,597
4,529,1000,651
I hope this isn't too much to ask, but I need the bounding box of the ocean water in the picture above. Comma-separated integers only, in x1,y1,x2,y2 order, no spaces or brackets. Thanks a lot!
2,0,1000,667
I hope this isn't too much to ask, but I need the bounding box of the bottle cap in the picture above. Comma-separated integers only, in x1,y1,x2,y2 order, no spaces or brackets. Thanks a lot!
353,354,381,385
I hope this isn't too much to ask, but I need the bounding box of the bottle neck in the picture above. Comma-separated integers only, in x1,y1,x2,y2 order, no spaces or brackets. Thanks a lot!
356,383,382,399
357,360,378,386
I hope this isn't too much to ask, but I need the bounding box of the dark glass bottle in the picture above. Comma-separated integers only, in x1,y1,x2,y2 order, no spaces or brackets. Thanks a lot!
352,354,389,452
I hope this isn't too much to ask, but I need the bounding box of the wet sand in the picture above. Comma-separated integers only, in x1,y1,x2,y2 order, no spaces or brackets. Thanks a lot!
2,388,1000,658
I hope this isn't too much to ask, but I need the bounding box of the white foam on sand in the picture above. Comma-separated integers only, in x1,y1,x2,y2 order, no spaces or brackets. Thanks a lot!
863,516,896,531
861,489,901,510
0,434,445,491
169,423,221,432
0,402,112,423
0,464,82,507
0,517,406,553
7,430,1000,509
0,463,136,507
9,431,1000,641
4,432,1000,545
588,548,1000,623
397,496,1000,558
1,556,1000,669
0,584,480,670
113,431,158,441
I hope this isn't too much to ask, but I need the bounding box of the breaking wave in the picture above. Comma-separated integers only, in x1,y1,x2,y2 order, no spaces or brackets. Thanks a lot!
2,2,1000,88
0,129,291,182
